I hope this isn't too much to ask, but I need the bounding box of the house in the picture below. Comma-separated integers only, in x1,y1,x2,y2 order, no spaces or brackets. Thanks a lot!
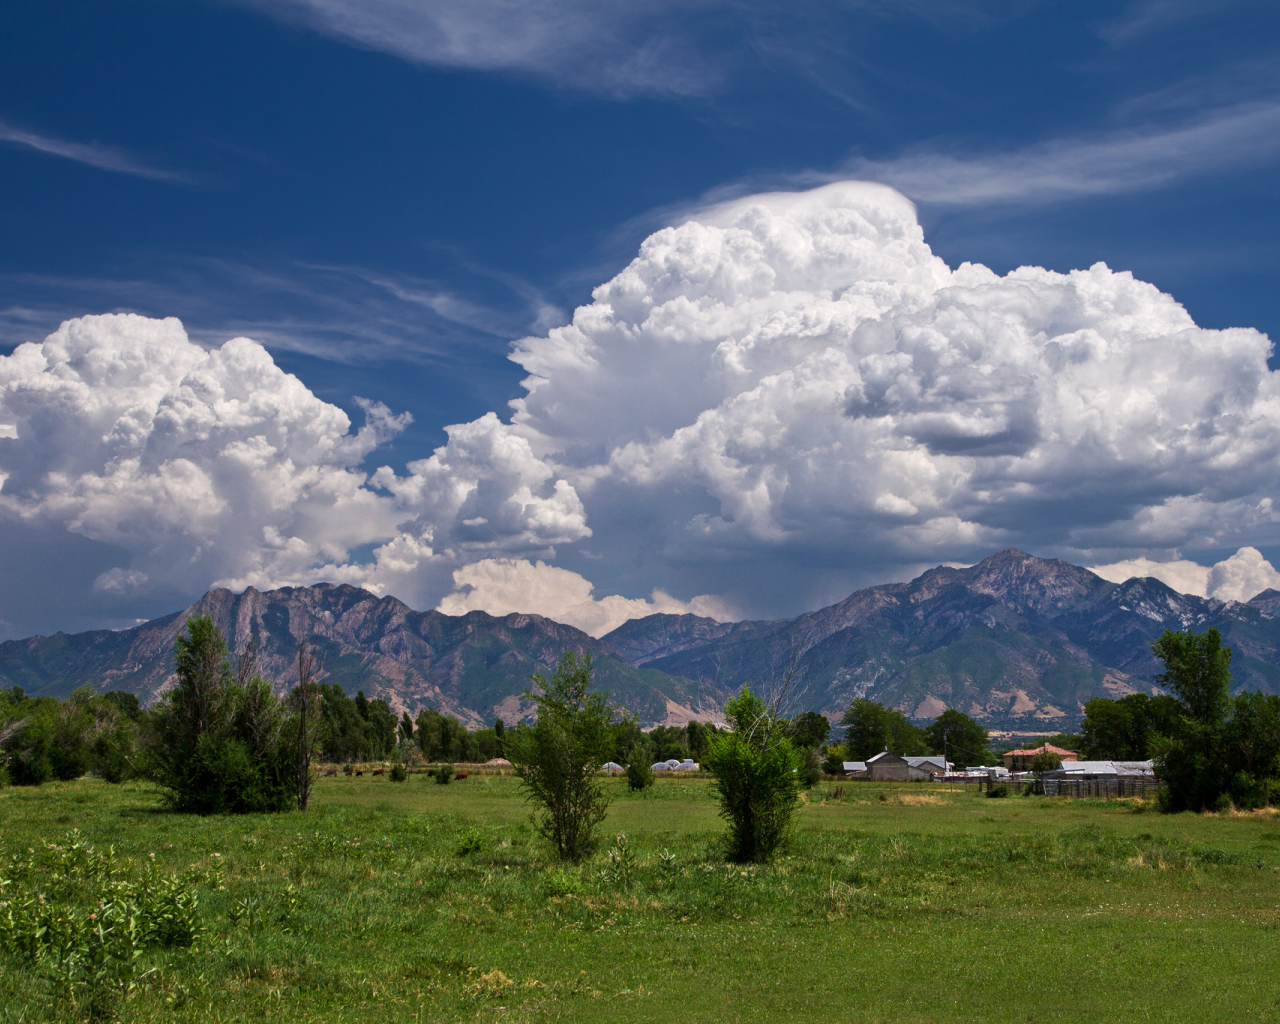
905,755,950,780
1002,743,1079,771
866,751,911,781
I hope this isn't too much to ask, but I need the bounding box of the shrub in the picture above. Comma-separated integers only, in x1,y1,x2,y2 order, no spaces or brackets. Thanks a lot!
986,784,1009,798
625,746,654,791
434,763,456,785
389,762,408,782
705,684,804,863
507,652,622,863
456,826,485,855
0,834,214,1020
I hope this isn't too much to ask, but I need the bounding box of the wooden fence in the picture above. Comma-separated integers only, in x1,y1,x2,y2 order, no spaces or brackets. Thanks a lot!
972,775,1161,799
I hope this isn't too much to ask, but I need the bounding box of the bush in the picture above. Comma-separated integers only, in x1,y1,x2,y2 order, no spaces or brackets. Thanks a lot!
986,784,1009,798
433,763,456,785
456,826,485,855
389,762,408,782
625,747,654,791
0,834,216,1020
144,616,318,814
507,652,621,863
705,685,804,863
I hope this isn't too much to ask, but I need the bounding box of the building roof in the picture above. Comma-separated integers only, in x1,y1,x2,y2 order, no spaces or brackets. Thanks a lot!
1045,760,1154,778
867,751,907,764
842,761,868,773
905,756,948,771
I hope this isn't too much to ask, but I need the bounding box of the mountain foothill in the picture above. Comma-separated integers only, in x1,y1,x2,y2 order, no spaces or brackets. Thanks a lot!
4,550,1279,730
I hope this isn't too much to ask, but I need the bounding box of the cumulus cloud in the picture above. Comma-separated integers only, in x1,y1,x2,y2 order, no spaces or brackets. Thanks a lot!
1088,556,1211,596
8,179,1280,635
437,558,735,637
1091,546,1280,602
0,314,587,633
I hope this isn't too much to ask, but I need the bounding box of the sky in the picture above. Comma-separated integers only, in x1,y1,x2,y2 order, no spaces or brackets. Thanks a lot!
2,0,1280,640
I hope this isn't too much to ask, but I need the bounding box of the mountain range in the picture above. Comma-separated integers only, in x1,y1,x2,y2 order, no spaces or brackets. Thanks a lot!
3,549,1279,729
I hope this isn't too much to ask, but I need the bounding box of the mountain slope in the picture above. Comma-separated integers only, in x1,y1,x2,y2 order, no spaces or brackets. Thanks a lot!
600,549,1280,728
0,584,726,727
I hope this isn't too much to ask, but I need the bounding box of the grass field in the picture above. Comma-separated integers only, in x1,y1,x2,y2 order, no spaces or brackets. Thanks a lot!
2,773,1279,1023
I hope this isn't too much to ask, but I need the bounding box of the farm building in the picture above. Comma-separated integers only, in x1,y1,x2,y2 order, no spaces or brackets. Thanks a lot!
842,761,868,777
866,751,910,781
1042,760,1154,780
1002,743,1079,771
905,755,950,779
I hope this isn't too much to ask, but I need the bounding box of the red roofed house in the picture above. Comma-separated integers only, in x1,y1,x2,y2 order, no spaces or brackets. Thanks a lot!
1003,743,1079,772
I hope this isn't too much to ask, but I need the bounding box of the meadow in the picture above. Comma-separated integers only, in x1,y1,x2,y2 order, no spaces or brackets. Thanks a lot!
1,774,1278,1024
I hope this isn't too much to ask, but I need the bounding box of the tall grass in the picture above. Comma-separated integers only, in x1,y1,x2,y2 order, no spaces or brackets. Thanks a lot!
0,776,1277,1022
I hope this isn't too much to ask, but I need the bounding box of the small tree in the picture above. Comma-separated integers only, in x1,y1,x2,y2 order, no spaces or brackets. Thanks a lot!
1029,751,1062,774
625,744,655,791
705,684,804,863
506,652,619,862
289,643,323,812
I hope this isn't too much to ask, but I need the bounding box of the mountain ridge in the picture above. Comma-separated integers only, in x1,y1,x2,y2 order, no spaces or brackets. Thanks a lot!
4,549,1280,729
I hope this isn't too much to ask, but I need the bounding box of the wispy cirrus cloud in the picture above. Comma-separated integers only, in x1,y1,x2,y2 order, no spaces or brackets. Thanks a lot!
840,102,1280,205
0,120,194,183
226,0,1015,100
0,257,559,369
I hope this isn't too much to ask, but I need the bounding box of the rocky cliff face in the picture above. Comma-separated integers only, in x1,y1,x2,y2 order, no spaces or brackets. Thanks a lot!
0,584,726,727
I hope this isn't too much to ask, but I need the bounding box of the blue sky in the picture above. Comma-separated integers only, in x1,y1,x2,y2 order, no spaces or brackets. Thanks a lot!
2,0,1280,638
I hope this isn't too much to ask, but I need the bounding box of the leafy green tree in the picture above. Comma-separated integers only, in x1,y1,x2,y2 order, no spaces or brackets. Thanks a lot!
705,685,804,863
1030,751,1062,774
507,652,621,862
362,697,398,759
317,684,369,762
686,720,714,759
789,711,831,749
494,717,507,754
1152,627,1232,726
625,743,655,790
1146,626,1279,812
924,709,988,766
821,742,847,774
145,615,294,814
840,699,927,760
1081,693,1181,759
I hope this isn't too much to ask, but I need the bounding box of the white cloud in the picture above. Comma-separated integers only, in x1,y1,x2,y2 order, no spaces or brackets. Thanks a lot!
1088,556,1212,596
230,0,726,98
0,120,192,183
844,102,1280,205
1206,547,1280,602
0,314,587,624
8,179,1280,634
1091,546,1280,602
437,558,734,637
496,180,1280,609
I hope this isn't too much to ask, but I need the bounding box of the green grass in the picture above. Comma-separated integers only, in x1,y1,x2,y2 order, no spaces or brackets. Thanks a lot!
2,774,1279,1023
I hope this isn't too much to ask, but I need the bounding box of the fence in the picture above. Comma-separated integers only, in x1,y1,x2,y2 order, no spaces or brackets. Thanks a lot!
973,775,1161,799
